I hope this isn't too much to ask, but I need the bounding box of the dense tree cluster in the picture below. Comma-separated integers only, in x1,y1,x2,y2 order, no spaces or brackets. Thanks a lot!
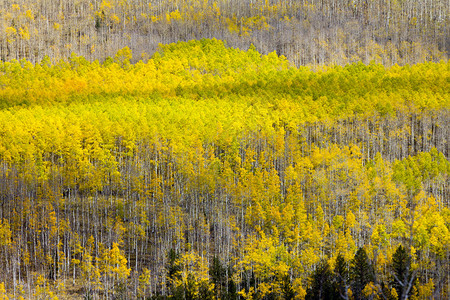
0,0,448,65
305,247,418,300
0,40,448,299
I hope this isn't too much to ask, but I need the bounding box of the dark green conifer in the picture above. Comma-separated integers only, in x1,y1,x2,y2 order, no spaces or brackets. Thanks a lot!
334,253,349,300
209,256,226,298
281,274,295,300
392,245,416,300
350,248,374,300
166,249,182,298
306,261,336,300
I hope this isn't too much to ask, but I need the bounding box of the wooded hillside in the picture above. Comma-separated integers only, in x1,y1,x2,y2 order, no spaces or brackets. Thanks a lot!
0,39,448,299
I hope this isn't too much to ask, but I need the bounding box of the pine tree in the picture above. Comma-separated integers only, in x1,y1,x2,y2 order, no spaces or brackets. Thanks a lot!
209,256,226,299
225,273,238,300
392,245,416,300
306,261,337,300
350,248,374,300
281,274,295,300
334,253,349,300
166,249,182,297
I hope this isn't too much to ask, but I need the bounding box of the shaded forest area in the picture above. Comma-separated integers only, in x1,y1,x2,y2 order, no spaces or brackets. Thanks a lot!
0,0,449,66
0,40,449,299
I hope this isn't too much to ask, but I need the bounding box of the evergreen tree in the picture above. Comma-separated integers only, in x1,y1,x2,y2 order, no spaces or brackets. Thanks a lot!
306,261,337,300
392,245,416,300
281,274,295,300
166,249,182,297
209,256,226,299
350,248,374,300
225,275,238,300
334,254,349,300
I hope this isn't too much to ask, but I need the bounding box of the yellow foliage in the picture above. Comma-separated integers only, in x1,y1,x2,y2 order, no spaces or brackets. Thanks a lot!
293,278,306,299
166,10,183,23
0,220,12,246
111,14,120,24
391,287,398,299
0,283,7,300
102,243,131,280
138,268,151,297
5,27,16,43
345,211,356,229
362,282,378,298
239,287,255,299
19,27,30,40
25,9,34,20
417,279,434,299
0,39,447,299
34,275,59,300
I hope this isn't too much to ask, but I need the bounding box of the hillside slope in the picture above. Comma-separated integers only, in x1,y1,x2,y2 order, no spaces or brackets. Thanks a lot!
0,40,448,299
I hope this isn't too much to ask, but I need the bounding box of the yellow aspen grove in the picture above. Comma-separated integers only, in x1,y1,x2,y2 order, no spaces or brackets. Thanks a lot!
0,39,448,298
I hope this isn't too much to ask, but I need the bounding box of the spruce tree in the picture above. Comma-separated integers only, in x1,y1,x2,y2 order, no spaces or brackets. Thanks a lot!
209,256,226,298
166,249,182,297
334,253,349,300
392,245,415,300
350,248,374,300
306,261,336,300
281,274,295,300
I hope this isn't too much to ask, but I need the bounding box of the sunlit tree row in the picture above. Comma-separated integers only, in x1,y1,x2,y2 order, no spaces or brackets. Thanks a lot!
0,39,448,111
